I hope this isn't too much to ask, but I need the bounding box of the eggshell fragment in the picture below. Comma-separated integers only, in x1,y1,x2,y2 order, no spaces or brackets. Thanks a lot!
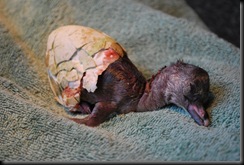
46,25,125,107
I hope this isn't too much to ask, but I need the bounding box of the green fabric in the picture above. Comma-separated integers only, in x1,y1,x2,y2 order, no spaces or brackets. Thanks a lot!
0,0,240,162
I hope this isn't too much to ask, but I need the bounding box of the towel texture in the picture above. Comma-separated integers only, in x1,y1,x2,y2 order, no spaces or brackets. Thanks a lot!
0,0,240,162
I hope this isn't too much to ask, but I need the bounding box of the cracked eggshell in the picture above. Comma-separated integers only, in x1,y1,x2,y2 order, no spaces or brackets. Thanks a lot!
45,25,126,108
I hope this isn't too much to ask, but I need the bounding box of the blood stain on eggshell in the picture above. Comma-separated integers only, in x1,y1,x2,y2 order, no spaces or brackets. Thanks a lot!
45,25,126,108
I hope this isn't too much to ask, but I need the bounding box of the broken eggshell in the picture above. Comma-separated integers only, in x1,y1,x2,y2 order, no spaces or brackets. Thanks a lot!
45,25,126,108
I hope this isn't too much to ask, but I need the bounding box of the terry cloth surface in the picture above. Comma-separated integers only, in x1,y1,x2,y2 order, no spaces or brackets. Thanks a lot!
0,0,240,162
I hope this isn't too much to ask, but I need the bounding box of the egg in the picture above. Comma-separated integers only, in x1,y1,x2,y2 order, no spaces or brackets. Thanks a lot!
45,25,126,108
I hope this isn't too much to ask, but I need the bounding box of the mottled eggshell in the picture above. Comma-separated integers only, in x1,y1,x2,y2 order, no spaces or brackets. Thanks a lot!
45,25,126,108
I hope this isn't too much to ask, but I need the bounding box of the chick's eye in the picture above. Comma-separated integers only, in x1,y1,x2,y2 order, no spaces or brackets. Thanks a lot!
202,92,211,103
191,95,199,102
184,94,199,102
183,95,191,101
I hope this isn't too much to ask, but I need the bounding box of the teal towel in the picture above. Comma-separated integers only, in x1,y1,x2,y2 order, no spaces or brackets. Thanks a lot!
0,0,240,162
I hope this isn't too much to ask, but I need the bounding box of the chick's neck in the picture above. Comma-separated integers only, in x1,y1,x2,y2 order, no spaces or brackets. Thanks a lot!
136,69,167,112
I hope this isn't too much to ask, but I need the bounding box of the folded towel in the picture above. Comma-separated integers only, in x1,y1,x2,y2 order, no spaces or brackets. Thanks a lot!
0,0,240,161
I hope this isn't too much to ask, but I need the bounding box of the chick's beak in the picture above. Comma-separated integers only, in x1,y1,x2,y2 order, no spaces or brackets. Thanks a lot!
187,103,210,127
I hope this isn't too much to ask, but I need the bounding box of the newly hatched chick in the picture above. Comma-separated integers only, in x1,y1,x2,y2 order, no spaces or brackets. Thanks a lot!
46,25,211,127
70,58,211,127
